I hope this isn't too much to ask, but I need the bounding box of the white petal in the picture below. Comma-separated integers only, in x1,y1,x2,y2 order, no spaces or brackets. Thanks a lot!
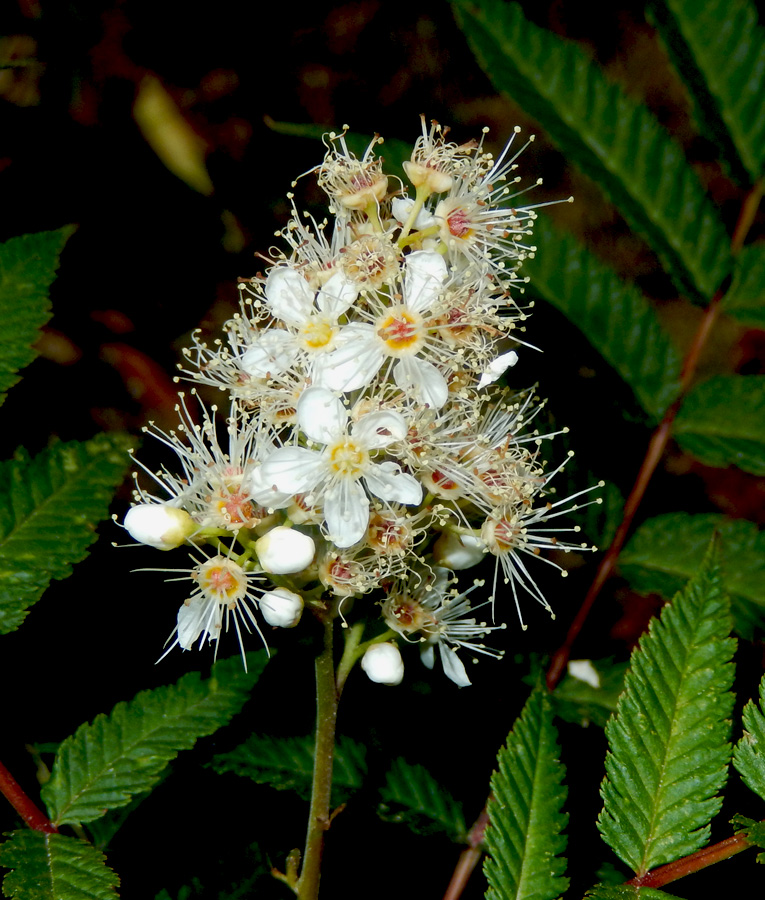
321,325,384,392
439,642,471,687
177,596,218,650
260,447,325,494
316,271,358,318
392,197,437,230
256,526,315,574
260,588,304,628
568,659,601,689
247,465,294,509
297,386,347,445
241,330,296,378
363,461,422,506
432,531,486,570
477,350,519,389
361,643,404,685
393,356,448,409
404,250,447,312
324,477,369,548
265,267,315,327
351,410,407,449
420,642,435,670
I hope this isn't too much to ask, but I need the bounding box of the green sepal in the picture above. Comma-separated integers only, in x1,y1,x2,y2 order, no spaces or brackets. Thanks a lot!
0,228,74,407
483,685,569,900
0,830,119,900
451,0,731,299
0,433,132,634
598,540,736,873
41,652,269,826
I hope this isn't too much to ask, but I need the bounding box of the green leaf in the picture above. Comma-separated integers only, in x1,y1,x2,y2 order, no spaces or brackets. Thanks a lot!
451,0,731,299
524,216,682,419
598,540,736,874
0,433,133,634
674,375,765,475
378,758,466,841
722,243,765,328
585,886,685,900
731,815,765,863
649,0,765,181
41,652,269,826
210,733,367,804
0,830,119,900
483,685,569,900
0,228,74,407
553,658,628,729
733,674,765,802
619,513,765,636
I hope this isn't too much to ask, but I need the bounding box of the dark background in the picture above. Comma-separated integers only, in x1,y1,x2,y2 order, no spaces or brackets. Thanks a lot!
1,2,763,898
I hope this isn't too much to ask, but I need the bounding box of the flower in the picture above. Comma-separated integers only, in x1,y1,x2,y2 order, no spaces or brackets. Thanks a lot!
253,387,422,548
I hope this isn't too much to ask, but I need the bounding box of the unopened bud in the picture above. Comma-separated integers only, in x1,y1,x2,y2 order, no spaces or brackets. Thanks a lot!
432,530,486,570
361,642,404,685
260,588,304,628
255,526,315,574
124,503,195,550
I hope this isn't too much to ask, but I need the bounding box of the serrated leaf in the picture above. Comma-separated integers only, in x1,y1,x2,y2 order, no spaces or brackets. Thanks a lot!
733,674,765,802
553,659,628,729
731,814,765,863
41,652,268,826
649,0,765,181
378,758,466,841
524,216,682,419
598,540,736,874
0,830,119,900
0,433,133,634
585,886,685,900
210,733,367,804
619,513,765,636
451,0,731,299
722,243,765,328
674,375,765,474
483,685,568,900
0,228,74,407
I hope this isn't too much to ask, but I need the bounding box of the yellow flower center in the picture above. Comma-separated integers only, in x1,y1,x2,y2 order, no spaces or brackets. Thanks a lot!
195,557,247,607
376,308,424,356
299,316,335,351
327,438,368,478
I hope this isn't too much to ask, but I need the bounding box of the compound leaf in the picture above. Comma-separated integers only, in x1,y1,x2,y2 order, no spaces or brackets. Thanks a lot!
0,830,119,900
598,541,736,874
483,685,569,900
41,652,268,826
451,0,730,299
0,433,132,634
379,758,466,841
524,216,682,420
0,228,74,407
734,674,765,802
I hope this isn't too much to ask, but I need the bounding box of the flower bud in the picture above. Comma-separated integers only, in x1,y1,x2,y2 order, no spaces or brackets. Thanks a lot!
361,642,404,685
260,588,304,628
255,526,315,575
124,503,195,550
432,530,486,570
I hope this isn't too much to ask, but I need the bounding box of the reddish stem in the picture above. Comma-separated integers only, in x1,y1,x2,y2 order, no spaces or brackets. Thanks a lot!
627,832,751,888
0,759,57,833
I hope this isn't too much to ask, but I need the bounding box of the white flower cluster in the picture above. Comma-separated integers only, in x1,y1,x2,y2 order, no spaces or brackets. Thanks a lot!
124,118,599,683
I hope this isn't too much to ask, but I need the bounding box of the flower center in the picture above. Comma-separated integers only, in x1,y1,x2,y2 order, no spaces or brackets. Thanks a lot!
327,438,369,478
376,308,424,356
447,208,474,239
299,316,335,351
195,557,247,607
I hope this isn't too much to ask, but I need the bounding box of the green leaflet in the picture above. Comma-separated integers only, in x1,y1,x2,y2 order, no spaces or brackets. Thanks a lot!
722,243,765,328
210,733,367,804
553,658,628,729
483,685,569,900
0,433,133,634
451,0,731,299
619,513,765,636
41,652,269,826
0,831,119,900
733,674,765,802
585,886,686,900
649,0,765,182
731,815,765,863
674,375,765,475
524,216,682,420
0,228,74,407
598,541,736,874
378,757,466,841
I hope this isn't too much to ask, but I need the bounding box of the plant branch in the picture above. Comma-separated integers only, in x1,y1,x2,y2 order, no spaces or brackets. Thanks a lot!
627,832,752,888
0,758,57,833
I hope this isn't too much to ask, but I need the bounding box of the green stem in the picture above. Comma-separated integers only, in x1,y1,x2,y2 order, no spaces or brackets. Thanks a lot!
296,611,339,900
